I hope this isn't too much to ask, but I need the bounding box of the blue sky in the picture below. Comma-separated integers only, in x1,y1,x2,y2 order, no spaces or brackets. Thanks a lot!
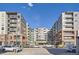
0,3,79,29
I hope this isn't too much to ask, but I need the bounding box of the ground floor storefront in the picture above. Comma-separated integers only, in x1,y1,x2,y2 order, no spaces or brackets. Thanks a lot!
0,34,27,47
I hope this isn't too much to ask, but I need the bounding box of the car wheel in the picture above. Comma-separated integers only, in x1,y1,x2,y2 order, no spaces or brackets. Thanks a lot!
3,49,5,52
13,49,16,52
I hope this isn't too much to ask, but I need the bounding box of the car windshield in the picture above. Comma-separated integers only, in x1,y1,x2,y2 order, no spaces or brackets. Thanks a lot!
4,46,12,47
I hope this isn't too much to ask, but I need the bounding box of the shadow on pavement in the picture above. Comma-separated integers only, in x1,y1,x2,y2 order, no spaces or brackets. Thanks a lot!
46,48,64,55
0,51,7,54
45,48,75,55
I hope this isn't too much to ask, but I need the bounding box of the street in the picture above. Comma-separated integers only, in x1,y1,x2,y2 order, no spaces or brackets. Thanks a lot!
0,48,76,55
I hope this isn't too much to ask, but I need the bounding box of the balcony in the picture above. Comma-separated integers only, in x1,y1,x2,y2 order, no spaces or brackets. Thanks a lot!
10,22,17,24
63,38,75,42
9,24,17,27
65,15,73,18
65,12,73,15
64,33,74,36
65,22,73,25
64,24,73,27
63,28,73,30
63,31,74,36
64,20,73,23
9,26,16,28
64,36,74,39
10,20,17,23
9,31,16,32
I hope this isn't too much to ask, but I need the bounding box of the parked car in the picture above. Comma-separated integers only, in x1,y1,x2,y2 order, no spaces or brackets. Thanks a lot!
0,46,5,52
4,45,22,52
33,46,39,48
42,45,53,48
15,46,22,52
66,46,76,53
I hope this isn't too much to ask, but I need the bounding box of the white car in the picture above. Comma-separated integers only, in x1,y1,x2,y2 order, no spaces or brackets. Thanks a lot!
33,46,39,48
4,46,22,52
3,46,15,52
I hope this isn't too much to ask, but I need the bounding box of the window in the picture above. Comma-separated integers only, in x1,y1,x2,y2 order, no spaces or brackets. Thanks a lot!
10,26,16,28
8,32,9,34
8,28,9,31
1,27,4,30
8,20,10,22
75,14,78,17
2,24,4,26
9,15,16,18
18,16,20,18
10,36,12,39
65,22,73,24
22,36,25,39
8,24,10,27
75,20,78,22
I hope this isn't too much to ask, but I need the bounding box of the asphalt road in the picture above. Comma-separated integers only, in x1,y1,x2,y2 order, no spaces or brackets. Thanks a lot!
0,48,76,55
17,48,51,55
0,48,51,55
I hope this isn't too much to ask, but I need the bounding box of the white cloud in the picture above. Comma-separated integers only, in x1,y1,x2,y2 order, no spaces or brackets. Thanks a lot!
28,3,34,7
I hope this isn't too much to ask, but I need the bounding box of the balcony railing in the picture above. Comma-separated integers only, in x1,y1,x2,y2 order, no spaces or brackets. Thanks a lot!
64,24,73,28
64,33,74,36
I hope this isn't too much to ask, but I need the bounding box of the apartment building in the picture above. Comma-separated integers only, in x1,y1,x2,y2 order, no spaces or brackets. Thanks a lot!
26,23,35,46
0,11,27,47
26,23,29,45
48,29,53,45
51,12,79,48
28,27,35,45
34,28,49,45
